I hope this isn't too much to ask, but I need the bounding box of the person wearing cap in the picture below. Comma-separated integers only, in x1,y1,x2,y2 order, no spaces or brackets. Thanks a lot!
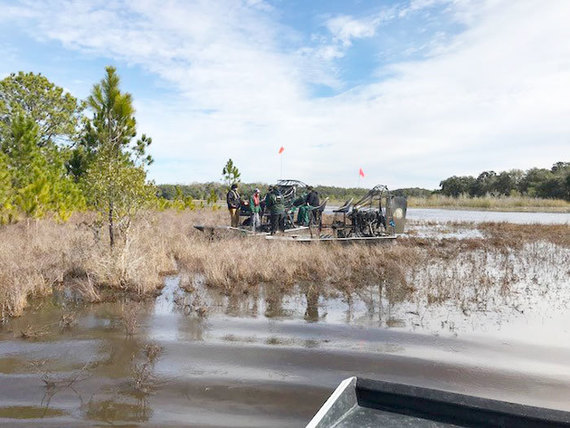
249,188,262,232
226,183,241,227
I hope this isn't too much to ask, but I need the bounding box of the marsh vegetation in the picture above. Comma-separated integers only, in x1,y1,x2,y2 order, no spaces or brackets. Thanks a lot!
0,209,568,320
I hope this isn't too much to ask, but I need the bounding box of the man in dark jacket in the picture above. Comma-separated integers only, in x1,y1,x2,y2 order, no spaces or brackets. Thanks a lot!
305,187,320,225
306,187,320,207
226,183,241,227
265,186,285,235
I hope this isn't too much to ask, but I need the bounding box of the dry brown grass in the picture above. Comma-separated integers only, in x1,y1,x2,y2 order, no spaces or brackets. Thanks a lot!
408,194,570,212
477,222,570,248
0,211,176,318
1,209,568,319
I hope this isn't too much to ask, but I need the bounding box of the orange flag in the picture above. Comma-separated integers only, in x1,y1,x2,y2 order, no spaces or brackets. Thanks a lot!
278,146,285,154
359,168,365,177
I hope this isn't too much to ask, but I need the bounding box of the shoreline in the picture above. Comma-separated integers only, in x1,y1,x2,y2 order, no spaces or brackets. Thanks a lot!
406,205,570,213
324,200,570,214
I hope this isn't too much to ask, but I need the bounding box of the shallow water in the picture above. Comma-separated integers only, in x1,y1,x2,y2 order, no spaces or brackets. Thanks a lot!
2,262,570,427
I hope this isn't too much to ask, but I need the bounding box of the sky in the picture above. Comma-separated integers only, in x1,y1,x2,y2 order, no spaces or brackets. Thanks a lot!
0,0,569,189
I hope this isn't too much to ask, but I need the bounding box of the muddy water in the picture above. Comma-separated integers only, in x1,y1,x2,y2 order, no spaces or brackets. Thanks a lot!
2,270,570,427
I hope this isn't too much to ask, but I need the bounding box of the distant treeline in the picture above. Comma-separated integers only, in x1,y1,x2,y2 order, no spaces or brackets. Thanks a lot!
157,183,432,202
159,162,570,203
438,162,570,200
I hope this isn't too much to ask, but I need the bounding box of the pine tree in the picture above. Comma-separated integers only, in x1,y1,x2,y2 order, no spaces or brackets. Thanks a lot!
7,115,84,220
82,66,154,248
222,158,241,188
0,71,82,149
0,152,14,224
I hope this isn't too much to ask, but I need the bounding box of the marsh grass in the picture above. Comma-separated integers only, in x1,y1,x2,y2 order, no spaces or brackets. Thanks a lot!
0,209,568,319
0,212,176,317
408,194,570,212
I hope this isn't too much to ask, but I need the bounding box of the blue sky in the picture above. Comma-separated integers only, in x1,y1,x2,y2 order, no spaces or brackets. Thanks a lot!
1,0,569,189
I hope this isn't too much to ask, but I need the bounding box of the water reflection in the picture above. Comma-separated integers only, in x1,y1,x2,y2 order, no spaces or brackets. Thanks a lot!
304,287,319,322
263,286,287,318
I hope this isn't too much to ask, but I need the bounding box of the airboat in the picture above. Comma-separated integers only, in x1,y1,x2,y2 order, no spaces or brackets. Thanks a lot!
308,377,570,427
194,180,408,243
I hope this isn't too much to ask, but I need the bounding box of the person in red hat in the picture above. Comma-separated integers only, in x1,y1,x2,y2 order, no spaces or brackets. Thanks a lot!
249,188,262,232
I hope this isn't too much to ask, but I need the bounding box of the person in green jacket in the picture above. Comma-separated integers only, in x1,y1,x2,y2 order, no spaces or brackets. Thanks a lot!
249,188,262,232
297,204,310,226
265,186,285,235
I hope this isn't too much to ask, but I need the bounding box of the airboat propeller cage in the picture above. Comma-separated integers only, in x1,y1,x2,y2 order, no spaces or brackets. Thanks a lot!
352,185,407,234
275,179,309,207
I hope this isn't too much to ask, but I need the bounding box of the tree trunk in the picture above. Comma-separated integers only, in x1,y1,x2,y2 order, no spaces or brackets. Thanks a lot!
108,200,114,249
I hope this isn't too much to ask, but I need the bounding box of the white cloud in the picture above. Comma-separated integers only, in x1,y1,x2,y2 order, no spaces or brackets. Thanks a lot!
325,15,379,47
399,0,450,18
2,0,570,189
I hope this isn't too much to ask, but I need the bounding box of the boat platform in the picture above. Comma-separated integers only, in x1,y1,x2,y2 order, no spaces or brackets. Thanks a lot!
193,225,308,236
265,234,397,243
307,377,570,427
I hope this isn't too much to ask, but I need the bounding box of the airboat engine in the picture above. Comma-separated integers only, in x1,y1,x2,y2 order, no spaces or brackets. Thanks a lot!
350,208,386,237
332,185,407,238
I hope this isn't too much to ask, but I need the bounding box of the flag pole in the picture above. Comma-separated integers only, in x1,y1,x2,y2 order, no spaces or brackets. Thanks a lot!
278,146,285,179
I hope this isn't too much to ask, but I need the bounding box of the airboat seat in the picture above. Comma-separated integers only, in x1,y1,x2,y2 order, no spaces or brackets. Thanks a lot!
333,198,353,213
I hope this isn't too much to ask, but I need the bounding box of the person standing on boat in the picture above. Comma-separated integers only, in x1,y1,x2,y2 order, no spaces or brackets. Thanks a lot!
226,183,241,227
305,186,320,225
265,186,285,235
249,188,262,232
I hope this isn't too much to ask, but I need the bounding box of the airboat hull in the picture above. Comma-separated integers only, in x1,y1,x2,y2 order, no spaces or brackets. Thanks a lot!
193,225,267,236
194,225,308,236
307,377,570,427
265,235,397,243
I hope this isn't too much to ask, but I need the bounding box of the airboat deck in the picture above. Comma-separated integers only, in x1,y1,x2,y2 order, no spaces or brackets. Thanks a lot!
194,225,266,235
194,225,398,242
193,225,308,236
265,234,397,243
